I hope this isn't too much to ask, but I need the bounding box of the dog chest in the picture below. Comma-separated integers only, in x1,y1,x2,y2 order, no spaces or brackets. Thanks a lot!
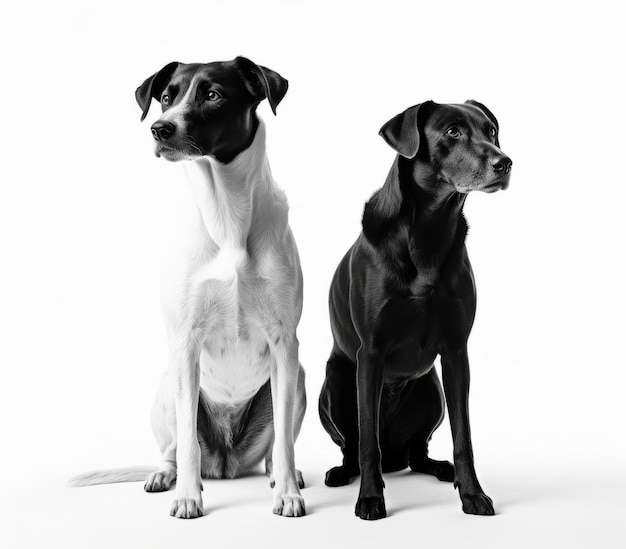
199,331,272,406
373,296,441,382
193,257,277,406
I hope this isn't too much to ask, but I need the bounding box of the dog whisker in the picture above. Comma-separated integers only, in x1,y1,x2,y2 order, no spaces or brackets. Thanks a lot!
186,136,203,155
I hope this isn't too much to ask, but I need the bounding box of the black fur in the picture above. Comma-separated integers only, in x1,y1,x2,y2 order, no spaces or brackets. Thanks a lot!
318,101,512,520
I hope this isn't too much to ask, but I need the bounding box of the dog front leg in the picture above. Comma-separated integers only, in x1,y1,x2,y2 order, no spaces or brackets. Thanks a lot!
269,334,305,517
355,348,386,520
441,346,494,515
169,342,203,519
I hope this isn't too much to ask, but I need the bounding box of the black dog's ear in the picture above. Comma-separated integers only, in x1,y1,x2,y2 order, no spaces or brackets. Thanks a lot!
465,100,499,131
135,62,180,122
379,101,435,159
235,56,288,115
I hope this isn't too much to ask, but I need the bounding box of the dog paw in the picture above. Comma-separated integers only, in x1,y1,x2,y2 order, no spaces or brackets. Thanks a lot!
435,462,455,482
410,458,455,482
273,494,306,517
355,496,386,520
296,469,305,489
460,493,494,516
170,497,204,519
325,465,355,487
144,470,175,492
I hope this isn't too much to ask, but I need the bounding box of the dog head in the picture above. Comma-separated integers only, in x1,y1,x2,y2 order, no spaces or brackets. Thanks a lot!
379,100,512,194
135,57,288,162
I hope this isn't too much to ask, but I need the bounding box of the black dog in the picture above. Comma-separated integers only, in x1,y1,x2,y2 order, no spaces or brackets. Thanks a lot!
318,100,512,520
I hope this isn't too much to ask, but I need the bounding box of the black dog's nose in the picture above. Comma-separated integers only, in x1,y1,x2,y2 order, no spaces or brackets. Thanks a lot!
151,121,175,141
491,155,512,174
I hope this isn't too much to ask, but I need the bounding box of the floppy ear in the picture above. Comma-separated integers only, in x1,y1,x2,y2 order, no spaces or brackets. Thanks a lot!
465,100,500,146
235,56,289,115
379,101,434,159
135,62,180,122
465,100,499,130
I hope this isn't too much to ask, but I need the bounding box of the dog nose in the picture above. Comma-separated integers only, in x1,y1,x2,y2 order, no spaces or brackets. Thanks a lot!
151,121,175,141
491,155,512,174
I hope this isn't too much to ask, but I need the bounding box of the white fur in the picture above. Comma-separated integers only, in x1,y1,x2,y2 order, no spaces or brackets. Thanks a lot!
68,467,157,486
68,117,305,518
154,119,305,517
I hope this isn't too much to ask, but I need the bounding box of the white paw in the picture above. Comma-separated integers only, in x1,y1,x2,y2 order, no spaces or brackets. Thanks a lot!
273,494,306,517
170,496,203,519
144,470,175,492
296,469,305,489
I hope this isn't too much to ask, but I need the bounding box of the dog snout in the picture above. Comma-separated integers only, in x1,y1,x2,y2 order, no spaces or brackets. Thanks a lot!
151,121,175,142
491,154,512,175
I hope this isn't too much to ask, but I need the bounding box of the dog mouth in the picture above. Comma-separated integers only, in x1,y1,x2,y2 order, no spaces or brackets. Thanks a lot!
480,179,509,193
155,146,182,161
154,142,199,161
455,178,509,194
154,143,170,158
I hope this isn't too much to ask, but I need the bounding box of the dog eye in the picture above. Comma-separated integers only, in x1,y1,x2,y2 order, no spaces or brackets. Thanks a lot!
206,90,222,101
490,127,497,138
446,127,461,138
161,95,171,107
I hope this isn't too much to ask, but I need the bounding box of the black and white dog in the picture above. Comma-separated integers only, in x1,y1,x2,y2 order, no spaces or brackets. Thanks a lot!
71,58,306,519
318,100,512,520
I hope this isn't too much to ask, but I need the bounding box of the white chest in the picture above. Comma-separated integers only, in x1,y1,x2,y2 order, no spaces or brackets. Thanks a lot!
158,137,290,406
199,328,272,406
191,250,274,406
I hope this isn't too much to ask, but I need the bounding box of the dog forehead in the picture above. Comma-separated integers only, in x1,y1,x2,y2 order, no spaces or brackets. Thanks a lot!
167,60,247,92
427,103,490,129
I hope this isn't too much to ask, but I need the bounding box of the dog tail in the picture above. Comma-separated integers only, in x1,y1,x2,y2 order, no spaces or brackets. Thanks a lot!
67,466,158,487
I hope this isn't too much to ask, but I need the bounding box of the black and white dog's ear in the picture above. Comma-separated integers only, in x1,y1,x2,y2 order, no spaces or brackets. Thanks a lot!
465,100,499,131
379,101,435,159
135,62,180,122
235,56,289,115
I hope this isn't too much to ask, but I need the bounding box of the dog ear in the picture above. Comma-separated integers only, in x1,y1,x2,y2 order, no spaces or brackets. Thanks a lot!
379,101,434,159
466,100,500,146
235,56,289,115
465,100,499,130
135,62,180,122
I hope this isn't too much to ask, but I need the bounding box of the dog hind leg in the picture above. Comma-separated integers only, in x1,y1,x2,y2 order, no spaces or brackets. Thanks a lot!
319,352,360,487
145,370,178,492
407,369,454,482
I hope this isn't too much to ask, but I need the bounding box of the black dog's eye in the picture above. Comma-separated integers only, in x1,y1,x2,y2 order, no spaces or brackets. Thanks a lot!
446,127,461,138
206,90,222,101
490,127,497,138
161,95,171,107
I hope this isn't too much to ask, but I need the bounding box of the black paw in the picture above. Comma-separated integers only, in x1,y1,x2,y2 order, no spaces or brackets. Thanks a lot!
355,497,386,520
325,465,355,487
434,461,455,482
410,458,455,482
460,493,495,516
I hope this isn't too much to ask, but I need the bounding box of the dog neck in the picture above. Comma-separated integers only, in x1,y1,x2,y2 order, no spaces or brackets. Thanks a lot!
182,119,273,250
363,156,468,287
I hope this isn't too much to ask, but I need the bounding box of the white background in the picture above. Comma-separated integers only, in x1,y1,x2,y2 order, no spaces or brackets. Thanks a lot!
2,0,625,547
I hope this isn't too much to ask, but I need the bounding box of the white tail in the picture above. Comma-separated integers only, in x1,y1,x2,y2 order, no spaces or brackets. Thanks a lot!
67,466,158,487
